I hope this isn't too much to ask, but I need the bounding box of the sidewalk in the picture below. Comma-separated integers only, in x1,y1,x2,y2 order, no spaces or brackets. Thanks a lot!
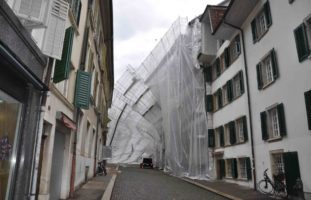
182,178,276,200
68,165,118,200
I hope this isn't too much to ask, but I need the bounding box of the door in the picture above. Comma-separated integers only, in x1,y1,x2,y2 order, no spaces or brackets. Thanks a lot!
49,131,66,200
283,151,301,196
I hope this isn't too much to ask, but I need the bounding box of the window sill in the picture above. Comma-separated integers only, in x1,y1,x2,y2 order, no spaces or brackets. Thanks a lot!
237,177,249,181
267,136,282,143
254,28,269,44
260,79,276,90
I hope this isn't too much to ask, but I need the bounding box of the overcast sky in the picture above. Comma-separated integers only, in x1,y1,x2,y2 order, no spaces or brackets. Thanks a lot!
113,0,223,81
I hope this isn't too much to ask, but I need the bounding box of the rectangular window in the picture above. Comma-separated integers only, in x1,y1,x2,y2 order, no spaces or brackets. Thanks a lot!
257,49,278,89
220,54,226,72
261,103,286,140
213,93,219,111
215,128,221,148
238,158,248,179
226,159,233,178
233,74,241,98
236,118,244,143
224,124,230,146
251,1,272,42
222,85,228,106
271,153,285,176
230,35,241,62
294,20,311,62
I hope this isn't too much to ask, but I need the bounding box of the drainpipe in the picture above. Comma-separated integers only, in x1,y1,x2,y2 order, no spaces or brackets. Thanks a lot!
69,108,79,197
93,111,100,176
223,21,257,190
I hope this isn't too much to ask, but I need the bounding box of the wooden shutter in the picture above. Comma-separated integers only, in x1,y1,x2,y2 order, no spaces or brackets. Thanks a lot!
294,23,310,62
218,159,225,179
224,47,230,67
242,116,248,142
256,63,263,89
206,95,213,112
208,129,215,147
15,0,44,22
218,89,222,108
219,126,224,147
304,90,311,130
74,70,92,109
283,152,301,196
270,49,279,80
216,58,221,77
53,27,74,83
264,1,272,27
42,0,70,60
260,111,268,140
239,71,244,94
251,19,257,43
226,80,233,102
277,103,287,137
229,121,236,145
76,0,82,25
246,157,252,180
232,159,238,179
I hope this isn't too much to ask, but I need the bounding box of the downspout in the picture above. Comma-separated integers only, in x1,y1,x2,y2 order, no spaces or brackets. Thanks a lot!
223,21,257,190
93,111,100,176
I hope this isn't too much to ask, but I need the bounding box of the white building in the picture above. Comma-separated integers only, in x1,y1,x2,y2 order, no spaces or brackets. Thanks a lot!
200,0,311,199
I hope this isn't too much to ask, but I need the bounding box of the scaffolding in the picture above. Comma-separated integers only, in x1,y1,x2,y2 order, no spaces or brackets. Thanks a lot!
107,18,213,179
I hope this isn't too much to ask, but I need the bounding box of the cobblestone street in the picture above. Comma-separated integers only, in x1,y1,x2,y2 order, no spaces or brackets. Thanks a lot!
111,166,228,200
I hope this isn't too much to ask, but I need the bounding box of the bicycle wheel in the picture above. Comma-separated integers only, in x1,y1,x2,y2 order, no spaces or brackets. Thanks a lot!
257,180,274,195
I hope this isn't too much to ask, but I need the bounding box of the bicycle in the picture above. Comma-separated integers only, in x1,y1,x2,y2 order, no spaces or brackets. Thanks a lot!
257,168,287,198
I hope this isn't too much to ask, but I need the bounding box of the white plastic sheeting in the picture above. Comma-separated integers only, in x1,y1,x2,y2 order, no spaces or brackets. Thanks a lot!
107,18,213,179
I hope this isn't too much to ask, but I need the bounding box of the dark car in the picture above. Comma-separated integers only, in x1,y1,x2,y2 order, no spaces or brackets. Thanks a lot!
140,158,153,169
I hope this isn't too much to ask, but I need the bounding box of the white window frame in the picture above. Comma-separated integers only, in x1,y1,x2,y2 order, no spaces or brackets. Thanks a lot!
268,107,280,139
256,10,268,38
260,55,274,87
233,75,241,98
226,159,233,178
224,124,230,146
215,128,221,148
238,158,247,179
236,118,244,143
271,152,285,177
222,85,228,106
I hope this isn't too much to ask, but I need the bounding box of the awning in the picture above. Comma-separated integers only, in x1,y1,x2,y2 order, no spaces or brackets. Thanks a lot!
56,112,77,131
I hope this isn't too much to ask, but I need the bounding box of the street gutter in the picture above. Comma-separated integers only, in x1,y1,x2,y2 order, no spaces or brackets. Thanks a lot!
101,165,119,200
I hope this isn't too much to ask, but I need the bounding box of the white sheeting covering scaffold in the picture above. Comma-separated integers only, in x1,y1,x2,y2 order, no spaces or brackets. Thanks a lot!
107,17,213,179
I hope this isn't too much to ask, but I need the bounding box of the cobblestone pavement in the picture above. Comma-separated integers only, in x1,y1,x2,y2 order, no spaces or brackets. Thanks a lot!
111,165,228,200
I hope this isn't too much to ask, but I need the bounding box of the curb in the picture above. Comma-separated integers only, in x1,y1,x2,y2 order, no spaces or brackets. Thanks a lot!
181,178,242,200
101,165,119,200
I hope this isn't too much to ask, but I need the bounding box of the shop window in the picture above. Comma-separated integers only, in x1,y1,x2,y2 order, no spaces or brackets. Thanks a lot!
294,17,311,62
261,103,286,141
256,49,278,89
0,90,22,200
251,1,272,43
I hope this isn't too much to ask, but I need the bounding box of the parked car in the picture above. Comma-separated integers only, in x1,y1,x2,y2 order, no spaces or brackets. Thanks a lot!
140,158,153,169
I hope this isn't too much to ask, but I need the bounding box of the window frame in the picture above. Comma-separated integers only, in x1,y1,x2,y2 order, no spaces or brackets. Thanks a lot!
238,157,248,180
251,1,272,43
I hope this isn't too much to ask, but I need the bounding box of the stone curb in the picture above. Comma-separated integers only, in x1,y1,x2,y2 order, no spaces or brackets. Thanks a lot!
181,178,242,200
101,165,119,200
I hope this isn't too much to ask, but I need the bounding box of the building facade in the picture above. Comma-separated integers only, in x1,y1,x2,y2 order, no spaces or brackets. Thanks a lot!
200,0,311,199
3,0,113,199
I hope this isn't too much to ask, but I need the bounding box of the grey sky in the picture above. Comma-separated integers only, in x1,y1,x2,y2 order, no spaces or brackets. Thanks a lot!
113,0,223,81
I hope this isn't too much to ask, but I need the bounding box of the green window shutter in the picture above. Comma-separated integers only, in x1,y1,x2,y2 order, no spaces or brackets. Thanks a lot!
216,58,221,77
218,89,222,108
224,47,230,67
53,27,74,83
219,126,224,147
229,121,236,145
219,159,225,179
242,116,248,142
256,63,263,89
76,0,82,25
206,95,213,112
74,70,92,109
283,152,301,196
264,1,272,27
232,159,238,179
277,103,287,137
226,80,233,102
251,19,257,43
270,49,279,79
246,157,252,180
208,129,215,147
239,71,244,94
304,90,311,130
260,111,268,140
294,23,310,62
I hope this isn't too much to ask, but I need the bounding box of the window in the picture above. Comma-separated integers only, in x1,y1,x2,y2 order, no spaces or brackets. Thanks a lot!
224,124,230,146
220,54,226,72
236,118,245,143
226,159,233,178
257,49,278,89
238,158,248,179
215,127,224,148
222,85,228,106
232,71,244,98
230,35,241,62
271,153,285,176
304,90,311,130
251,1,272,43
294,18,311,62
213,89,222,111
261,103,286,141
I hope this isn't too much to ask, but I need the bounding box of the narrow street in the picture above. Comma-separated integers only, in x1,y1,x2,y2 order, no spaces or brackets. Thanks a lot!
111,166,228,200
